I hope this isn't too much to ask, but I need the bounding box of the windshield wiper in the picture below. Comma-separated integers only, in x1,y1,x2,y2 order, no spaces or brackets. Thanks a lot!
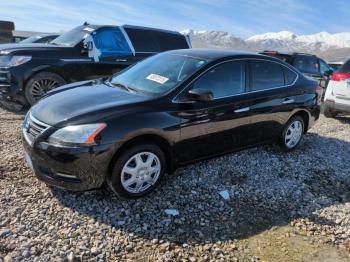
108,81,138,93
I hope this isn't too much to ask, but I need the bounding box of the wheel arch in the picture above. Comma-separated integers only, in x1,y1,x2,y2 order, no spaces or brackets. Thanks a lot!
107,133,175,180
289,109,310,133
23,65,70,87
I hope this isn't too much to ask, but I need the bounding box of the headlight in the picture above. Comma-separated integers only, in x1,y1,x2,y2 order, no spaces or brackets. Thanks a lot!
48,123,107,145
0,55,32,67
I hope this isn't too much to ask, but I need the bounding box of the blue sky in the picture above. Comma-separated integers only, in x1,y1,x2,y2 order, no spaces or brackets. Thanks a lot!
0,0,349,38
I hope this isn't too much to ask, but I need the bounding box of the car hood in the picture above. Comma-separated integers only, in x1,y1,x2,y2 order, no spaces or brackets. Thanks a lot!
31,82,151,126
0,43,70,54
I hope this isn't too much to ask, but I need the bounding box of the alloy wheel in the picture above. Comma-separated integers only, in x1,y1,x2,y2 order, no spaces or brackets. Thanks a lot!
29,78,60,102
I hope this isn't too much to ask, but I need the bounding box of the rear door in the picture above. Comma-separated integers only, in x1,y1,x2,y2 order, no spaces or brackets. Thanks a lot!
245,59,300,143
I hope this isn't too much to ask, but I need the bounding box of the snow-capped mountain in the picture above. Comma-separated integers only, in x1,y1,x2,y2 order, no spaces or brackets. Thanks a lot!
246,31,350,51
183,29,248,51
182,29,350,62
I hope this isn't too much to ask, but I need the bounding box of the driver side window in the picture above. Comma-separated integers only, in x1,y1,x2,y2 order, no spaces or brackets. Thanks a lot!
191,61,246,99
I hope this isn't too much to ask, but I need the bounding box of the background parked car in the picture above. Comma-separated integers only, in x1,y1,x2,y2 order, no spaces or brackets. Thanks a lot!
261,51,334,89
19,34,59,44
324,59,350,117
0,23,191,110
328,61,344,72
22,49,321,198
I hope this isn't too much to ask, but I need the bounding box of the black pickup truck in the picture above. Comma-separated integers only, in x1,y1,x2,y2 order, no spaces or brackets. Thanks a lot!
0,24,191,109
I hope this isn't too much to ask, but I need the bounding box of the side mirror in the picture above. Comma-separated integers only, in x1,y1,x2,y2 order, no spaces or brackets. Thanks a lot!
187,89,214,102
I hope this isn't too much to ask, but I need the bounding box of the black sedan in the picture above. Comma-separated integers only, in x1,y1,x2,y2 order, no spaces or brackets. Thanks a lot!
22,49,321,198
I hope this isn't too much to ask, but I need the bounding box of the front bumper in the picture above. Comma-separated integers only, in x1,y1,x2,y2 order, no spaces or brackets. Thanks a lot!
22,137,116,191
0,66,27,105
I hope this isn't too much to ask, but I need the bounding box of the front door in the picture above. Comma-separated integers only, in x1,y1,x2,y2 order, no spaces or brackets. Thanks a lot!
175,60,253,163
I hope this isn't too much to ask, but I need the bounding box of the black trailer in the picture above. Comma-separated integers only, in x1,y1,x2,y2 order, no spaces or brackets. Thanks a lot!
0,21,14,43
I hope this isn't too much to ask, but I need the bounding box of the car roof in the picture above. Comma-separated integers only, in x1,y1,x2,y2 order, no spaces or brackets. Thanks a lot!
122,25,183,35
83,24,184,36
262,51,316,57
166,48,280,61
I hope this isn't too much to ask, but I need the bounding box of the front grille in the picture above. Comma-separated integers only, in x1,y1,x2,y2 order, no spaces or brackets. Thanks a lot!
23,113,50,146
0,67,10,84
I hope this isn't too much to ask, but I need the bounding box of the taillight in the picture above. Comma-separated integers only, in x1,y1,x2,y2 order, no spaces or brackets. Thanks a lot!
331,72,350,81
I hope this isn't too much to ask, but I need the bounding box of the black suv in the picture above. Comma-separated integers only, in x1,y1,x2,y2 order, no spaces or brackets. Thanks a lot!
261,51,333,89
0,24,190,109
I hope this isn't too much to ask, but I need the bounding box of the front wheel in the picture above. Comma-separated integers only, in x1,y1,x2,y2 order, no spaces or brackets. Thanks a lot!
25,72,66,105
108,144,166,198
279,116,305,151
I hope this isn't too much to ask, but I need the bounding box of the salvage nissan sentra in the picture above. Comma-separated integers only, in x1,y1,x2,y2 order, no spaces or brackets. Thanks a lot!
22,49,321,198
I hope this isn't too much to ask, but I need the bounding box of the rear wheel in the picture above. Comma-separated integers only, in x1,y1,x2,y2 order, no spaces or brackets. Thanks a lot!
108,144,166,198
25,72,66,105
279,116,305,151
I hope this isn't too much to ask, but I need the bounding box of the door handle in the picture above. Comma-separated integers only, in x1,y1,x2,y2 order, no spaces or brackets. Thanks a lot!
282,98,295,104
234,107,250,113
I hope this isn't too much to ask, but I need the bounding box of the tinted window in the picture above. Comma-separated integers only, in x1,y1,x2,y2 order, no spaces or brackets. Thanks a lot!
251,61,284,91
339,59,350,74
124,28,159,52
153,31,188,51
192,61,246,98
319,59,331,75
284,67,297,85
292,56,319,74
93,28,132,56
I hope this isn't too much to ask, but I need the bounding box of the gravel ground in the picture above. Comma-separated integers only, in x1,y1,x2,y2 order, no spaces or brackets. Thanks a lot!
0,106,350,261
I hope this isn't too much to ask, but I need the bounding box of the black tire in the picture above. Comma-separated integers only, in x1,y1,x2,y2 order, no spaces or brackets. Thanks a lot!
323,105,337,118
108,144,166,198
24,72,66,105
279,115,305,152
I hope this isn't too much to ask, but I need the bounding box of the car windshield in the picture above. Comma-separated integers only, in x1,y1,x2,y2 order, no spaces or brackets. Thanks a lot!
20,36,42,44
110,53,207,95
50,26,93,47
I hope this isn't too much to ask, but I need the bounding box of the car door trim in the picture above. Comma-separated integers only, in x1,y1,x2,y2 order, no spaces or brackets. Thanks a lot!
172,58,299,104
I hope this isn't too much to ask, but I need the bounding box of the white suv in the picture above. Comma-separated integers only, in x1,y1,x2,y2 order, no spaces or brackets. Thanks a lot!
324,59,350,118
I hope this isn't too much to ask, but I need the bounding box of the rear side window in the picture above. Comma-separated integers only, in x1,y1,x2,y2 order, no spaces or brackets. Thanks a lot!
152,31,188,51
124,28,159,52
292,56,319,74
339,59,350,74
284,67,298,85
251,61,285,91
192,61,246,98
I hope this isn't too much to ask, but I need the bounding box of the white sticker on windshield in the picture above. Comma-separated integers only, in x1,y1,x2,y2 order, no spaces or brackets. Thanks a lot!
146,74,169,84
